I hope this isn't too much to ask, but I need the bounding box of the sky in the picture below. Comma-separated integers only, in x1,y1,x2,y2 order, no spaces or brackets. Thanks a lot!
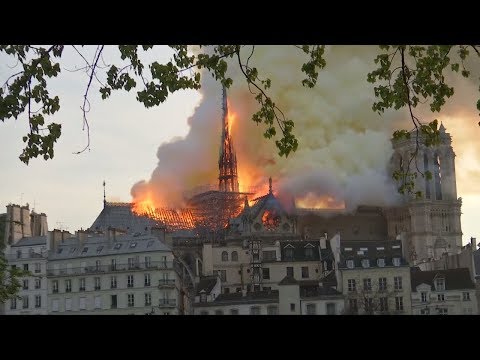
0,45,478,244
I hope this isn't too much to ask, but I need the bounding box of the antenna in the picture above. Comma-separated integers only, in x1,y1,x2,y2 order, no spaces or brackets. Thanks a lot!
103,180,106,207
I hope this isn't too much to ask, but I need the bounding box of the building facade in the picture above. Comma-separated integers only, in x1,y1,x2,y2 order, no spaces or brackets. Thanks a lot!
410,268,477,315
46,229,182,315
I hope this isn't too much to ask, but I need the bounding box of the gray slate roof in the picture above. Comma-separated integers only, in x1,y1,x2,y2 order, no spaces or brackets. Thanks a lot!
48,233,171,260
11,236,47,247
474,248,480,279
195,290,279,306
410,268,475,291
196,276,219,295
339,239,406,268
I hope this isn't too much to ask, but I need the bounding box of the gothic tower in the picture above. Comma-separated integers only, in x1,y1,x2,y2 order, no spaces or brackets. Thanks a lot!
218,86,239,192
386,124,462,263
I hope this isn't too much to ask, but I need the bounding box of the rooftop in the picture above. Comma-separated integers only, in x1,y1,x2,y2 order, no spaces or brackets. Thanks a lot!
411,268,475,291
11,236,47,247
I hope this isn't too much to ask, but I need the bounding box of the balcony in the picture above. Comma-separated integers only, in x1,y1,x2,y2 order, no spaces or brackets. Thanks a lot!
158,279,176,288
47,261,174,277
159,299,176,308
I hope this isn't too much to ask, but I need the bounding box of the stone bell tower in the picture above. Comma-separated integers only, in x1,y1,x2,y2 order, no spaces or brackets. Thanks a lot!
385,124,462,263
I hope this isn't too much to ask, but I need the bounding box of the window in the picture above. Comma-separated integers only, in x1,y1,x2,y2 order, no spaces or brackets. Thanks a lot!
10,298,17,310
379,297,388,312
200,293,207,303
250,306,261,315
379,277,387,291
147,240,154,248
395,296,404,311
261,267,270,280
79,278,86,291
52,299,59,312
263,286,271,291
306,303,316,315
420,292,428,302
437,294,445,302
365,298,374,313
96,246,104,254
127,275,134,288
236,287,241,293
347,279,356,292
262,250,276,261
35,278,41,289
218,270,227,282
224,287,230,294
111,259,117,270
65,298,72,311
144,274,151,286
326,303,336,315
393,257,401,266
81,247,88,254
94,277,101,290
52,280,58,293
305,247,314,259
128,258,135,269
17,250,22,259
110,295,117,309
363,278,372,292
65,279,72,293
361,259,370,268
394,276,402,290
290,303,296,312
435,278,445,291
95,260,101,270
463,292,471,301
110,276,117,289
22,296,29,309
349,299,358,314
346,259,354,269
114,243,122,250
129,242,137,248
145,293,152,306
285,248,294,260
34,263,41,273
302,266,309,279
221,251,228,262
437,308,448,315
79,297,86,310
230,309,239,315
145,256,151,268
128,294,135,307
215,310,224,315
94,296,102,309
286,267,294,277
377,258,385,267
23,279,29,290
267,306,278,315
420,308,430,315
231,251,238,262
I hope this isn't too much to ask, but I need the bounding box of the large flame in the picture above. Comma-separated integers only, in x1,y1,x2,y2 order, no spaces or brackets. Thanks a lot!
295,192,345,209
132,193,157,215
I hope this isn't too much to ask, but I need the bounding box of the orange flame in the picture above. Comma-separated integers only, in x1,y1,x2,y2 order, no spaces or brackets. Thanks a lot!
227,100,235,134
132,194,157,215
295,193,345,209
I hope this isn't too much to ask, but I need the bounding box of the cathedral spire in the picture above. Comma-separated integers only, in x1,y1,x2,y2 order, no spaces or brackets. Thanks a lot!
218,86,239,192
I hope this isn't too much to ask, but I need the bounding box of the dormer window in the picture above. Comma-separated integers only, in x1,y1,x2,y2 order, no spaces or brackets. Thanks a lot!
393,257,401,266
435,278,445,291
377,258,385,267
361,259,370,268
305,247,314,259
346,260,355,269
285,248,294,260
200,293,207,303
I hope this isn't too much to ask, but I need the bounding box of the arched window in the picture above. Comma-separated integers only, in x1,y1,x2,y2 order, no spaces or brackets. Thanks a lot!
434,152,442,200
231,251,238,262
424,153,431,199
221,251,228,262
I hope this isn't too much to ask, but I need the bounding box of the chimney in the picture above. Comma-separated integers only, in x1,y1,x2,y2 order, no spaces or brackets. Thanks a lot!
471,237,477,250
49,229,64,251
61,230,71,241
151,226,166,243
77,229,87,248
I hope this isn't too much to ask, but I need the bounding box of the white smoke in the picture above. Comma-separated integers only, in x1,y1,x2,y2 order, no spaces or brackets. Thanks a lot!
132,45,409,209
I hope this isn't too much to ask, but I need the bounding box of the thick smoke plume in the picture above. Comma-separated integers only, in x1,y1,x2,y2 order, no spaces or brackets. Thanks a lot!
131,45,479,210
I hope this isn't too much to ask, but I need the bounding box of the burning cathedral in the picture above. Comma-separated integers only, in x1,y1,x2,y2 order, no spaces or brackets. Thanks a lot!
90,88,463,268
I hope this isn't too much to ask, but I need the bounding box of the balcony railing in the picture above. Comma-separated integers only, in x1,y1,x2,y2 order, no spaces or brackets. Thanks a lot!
159,299,176,307
47,261,173,277
158,279,176,288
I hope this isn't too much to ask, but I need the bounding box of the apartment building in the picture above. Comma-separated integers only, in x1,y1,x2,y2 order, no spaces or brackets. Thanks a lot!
46,229,182,315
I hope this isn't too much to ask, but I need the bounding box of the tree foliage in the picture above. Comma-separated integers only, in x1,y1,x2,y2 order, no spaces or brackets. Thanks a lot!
0,254,30,304
1,45,479,196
